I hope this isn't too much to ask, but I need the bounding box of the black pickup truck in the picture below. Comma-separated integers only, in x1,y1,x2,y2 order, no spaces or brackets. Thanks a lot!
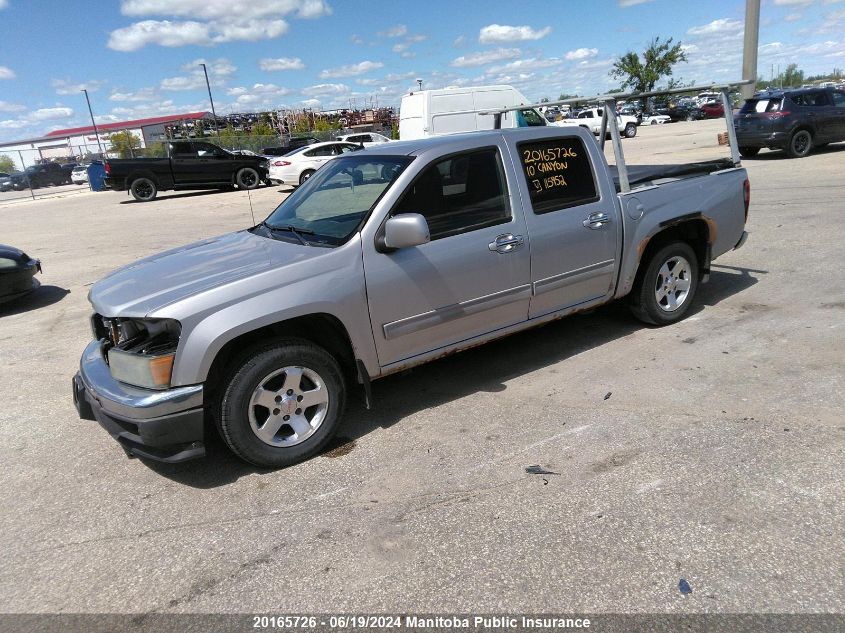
104,141,270,201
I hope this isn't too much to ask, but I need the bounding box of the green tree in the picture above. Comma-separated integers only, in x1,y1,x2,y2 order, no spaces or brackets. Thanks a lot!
250,121,275,137
780,63,804,88
610,36,688,95
217,125,241,150
0,155,16,173
109,130,142,158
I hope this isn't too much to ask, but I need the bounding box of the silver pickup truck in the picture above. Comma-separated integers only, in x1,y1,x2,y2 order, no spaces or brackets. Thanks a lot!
73,125,750,467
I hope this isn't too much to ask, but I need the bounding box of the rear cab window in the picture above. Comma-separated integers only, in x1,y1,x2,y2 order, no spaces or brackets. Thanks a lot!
517,137,599,214
740,98,783,114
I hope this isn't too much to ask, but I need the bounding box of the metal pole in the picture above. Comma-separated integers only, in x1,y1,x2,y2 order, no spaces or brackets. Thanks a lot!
741,0,761,101
200,63,221,142
721,89,741,166
81,89,104,156
17,150,35,200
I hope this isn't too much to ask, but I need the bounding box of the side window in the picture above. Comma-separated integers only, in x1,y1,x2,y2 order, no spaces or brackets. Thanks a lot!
305,146,334,157
393,148,511,240
833,92,845,107
170,142,195,157
194,143,220,157
518,137,600,214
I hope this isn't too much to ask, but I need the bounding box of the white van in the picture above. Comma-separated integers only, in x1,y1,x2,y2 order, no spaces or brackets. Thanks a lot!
399,85,546,140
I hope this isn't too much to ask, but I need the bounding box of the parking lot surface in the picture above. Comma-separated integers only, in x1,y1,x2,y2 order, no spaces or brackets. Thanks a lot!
1,122,843,614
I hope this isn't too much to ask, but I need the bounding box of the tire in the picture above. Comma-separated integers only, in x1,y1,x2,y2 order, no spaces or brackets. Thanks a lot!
650,120,658,125
739,146,760,158
235,167,260,190
299,169,315,186
686,114,695,122
786,129,812,158
218,338,347,468
130,177,157,202
629,241,699,326
624,122,638,138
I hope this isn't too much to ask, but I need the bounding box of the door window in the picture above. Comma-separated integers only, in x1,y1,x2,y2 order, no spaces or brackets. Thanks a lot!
304,145,336,157
517,137,599,214
193,143,223,157
832,91,845,107
393,148,511,240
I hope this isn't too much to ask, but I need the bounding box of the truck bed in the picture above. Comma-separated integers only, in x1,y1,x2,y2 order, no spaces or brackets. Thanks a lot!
609,158,735,192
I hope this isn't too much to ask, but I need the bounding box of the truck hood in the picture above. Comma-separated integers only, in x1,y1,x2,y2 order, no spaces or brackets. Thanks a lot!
89,230,320,316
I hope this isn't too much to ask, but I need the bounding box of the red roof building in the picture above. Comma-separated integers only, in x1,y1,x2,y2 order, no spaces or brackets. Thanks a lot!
44,112,210,138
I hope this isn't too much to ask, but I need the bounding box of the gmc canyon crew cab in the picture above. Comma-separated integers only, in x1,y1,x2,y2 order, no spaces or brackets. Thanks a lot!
555,107,640,138
103,141,270,202
73,125,750,468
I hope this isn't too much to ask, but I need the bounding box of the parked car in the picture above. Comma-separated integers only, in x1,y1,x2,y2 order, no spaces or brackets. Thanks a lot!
555,107,639,138
619,105,643,125
667,104,705,122
699,101,725,118
642,114,671,125
267,141,364,186
59,163,78,184
103,141,270,201
262,138,319,156
0,172,13,192
73,125,749,467
335,132,392,147
9,163,66,190
71,164,89,184
0,244,41,304
734,87,845,158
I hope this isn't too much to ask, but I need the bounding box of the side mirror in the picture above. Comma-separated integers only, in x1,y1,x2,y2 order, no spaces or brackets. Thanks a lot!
382,213,430,250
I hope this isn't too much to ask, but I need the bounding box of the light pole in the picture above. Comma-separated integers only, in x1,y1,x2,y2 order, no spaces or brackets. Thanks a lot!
199,63,221,141
416,78,423,91
741,0,761,101
81,89,104,156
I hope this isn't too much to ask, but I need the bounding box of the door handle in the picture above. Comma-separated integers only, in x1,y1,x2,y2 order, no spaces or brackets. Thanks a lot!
583,212,612,229
488,233,524,254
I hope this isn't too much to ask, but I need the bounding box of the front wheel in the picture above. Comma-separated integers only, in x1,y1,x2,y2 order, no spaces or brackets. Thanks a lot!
624,122,637,138
786,129,812,158
235,167,260,189
130,177,157,202
218,339,347,468
299,169,315,186
630,242,699,326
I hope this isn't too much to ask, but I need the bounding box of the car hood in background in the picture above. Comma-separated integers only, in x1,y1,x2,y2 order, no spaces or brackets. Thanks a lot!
88,230,324,316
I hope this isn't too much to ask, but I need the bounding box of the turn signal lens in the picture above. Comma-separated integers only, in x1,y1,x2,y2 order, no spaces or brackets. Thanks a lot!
108,349,175,390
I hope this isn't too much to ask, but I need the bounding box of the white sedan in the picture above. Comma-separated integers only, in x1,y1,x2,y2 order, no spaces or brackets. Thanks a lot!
641,114,671,125
268,141,364,186
335,132,392,147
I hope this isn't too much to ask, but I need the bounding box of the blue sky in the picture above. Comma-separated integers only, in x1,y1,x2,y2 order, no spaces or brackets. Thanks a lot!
1,0,844,142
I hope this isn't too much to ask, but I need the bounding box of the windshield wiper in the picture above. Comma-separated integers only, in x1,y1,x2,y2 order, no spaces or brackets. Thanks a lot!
263,222,314,246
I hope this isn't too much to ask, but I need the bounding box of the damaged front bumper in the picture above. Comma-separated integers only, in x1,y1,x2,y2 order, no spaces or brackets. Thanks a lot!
73,339,206,463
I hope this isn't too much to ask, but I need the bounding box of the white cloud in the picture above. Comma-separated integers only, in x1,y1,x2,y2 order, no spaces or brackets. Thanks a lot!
478,24,551,43
0,101,25,112
301,83,349,97
0,66,15,79
51,78,107,95
319,60,383,78
0,1,7,9
109,87,159,101
565,47,598,61
109,0,330,50
225,83,292,108
259,57,305,71
453,35,466,47
379,24,407,38
784,13,802,21
618,0,653,6
773,0,813,5
487,57,561,75
160,57,235,91
687,18,743,36
451,47,521,67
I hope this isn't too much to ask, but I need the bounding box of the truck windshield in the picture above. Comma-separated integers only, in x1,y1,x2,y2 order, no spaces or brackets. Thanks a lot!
262,155,413,246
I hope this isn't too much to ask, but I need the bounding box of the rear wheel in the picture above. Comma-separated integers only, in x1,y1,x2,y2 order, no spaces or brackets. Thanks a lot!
218,339,347,468
130,177,157,202
630,242,699,326
624,122,638,138
299,169,315,186
739,146,760,158
786,129,812,158
235,167,260,189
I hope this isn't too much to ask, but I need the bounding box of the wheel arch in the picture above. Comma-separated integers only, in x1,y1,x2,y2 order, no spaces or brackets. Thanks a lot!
202,313,362,409
126,170,161,188
632,217,712,292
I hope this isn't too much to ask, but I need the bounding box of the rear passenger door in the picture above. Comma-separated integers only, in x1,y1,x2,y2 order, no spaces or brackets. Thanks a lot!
512,134,621,319
363,141,531,367
831,91,845,140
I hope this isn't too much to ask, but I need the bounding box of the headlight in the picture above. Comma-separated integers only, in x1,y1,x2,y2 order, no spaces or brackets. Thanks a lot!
108,349,175,390
102,317,180,390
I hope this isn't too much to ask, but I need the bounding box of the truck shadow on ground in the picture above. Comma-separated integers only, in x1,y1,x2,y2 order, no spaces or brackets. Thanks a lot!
144,264,763,487
118,190,225,204
0,285,69,318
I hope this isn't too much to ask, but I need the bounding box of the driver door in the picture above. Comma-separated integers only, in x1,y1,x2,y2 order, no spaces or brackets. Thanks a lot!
363,142,531,368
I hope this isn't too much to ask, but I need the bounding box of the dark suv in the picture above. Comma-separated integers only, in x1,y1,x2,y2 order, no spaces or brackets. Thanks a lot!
9,163,67,190
734,87,845,158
